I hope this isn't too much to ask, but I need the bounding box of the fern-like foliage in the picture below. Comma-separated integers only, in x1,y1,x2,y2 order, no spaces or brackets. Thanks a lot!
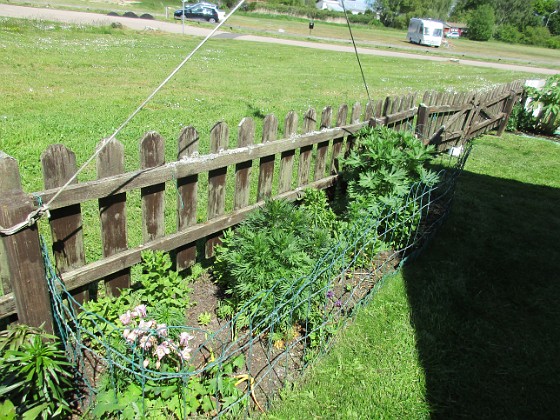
340,126,439,252
213,194,337,337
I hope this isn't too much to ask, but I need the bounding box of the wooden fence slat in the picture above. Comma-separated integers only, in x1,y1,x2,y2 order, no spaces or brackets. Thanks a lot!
297,108,317,186
41,144,87,305
234,118,255,210
97,138,130,296
206,121,229,258
176,126,199,270
278,111,298,193
314,106,332,181
257,114,278,201
140,132,166,243
497,86,521,136
330,104,348,174
346,102,363,154
34,122,368,210
0,152,53,331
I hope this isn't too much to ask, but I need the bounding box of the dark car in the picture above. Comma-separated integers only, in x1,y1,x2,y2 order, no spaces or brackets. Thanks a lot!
173,5,221,23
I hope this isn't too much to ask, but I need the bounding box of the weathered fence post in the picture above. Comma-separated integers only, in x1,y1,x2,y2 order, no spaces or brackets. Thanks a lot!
314,106,332,181
257,114,278,201
206,121,229,258
416,107,431,144
0,152,53,332
234,118,255,209
496,89,520,136
141,132,166,242
330,104,348,174
278,111,298,194
176,126,199,270
298,108,317,186
41,145,87,306
97,138,130,296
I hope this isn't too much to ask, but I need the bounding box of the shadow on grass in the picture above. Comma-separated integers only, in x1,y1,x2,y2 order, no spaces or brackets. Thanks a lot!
402,169,560,418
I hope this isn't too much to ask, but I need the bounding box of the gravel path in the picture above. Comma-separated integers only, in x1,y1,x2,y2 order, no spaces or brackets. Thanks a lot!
1,4,558,75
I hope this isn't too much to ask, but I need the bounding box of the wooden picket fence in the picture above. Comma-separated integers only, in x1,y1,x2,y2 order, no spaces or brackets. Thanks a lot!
0,80,524,331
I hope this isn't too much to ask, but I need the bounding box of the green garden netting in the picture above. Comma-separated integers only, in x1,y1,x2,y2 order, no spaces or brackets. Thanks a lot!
43,143,472,418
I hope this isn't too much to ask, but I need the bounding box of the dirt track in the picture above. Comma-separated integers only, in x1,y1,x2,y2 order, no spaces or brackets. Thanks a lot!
1,4,558,75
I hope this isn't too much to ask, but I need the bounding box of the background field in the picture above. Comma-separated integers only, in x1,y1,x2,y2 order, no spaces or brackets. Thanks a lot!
0,17,547,193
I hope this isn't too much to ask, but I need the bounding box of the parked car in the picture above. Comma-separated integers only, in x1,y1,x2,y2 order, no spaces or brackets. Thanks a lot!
446,31,460,38
173,3,224,23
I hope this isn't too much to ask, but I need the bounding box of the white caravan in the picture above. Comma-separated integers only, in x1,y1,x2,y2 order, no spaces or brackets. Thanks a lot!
407,18,444,47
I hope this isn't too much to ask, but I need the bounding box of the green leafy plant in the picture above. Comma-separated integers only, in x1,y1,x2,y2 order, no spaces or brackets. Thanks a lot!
197,311,212,326
522,75,560,135
0,325,75,419
79,250,195,344
339,126,439,259
214,196,336,338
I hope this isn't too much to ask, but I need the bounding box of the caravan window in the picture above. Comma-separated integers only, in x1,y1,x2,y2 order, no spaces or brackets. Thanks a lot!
434,28,442,37
423,27,429,35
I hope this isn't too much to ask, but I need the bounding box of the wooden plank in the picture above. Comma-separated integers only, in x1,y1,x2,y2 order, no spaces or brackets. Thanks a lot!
176,126,199,270
34,121,368,210
97,138,130,296
257,114,278,201
140,132,165,243
314,106,332,181
330,104,348,174
234,118,255,209
346,102,363,154
0,152,53,331
496,88,520,136
297,108,317,186
365,100,375,121
278,111,298,193
386,107,418,126
416,104,430,144
41,144,87,305
206,121,229,258
0,151,20,296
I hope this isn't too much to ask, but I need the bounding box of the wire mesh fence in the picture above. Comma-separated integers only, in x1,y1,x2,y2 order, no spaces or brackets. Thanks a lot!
44,143,471,418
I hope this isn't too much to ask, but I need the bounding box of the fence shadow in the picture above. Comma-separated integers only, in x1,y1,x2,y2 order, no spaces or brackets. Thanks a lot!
402,169,560,418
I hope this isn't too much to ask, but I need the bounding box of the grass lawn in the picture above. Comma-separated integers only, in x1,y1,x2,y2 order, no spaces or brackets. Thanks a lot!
266,132,560,418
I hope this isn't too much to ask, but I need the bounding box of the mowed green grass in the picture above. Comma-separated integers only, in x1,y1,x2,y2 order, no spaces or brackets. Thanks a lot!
267,133,560,418
0,18,542,193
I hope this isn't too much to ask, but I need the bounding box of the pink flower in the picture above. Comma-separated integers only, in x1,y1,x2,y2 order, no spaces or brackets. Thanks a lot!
135,304,147,318
138,319,155,331
178,346,191,361
143,359,150,368
124,329,138,343
155,341,171,361
139,335,156,350
156,324,168,338
179,332,194,347
119,311,132,325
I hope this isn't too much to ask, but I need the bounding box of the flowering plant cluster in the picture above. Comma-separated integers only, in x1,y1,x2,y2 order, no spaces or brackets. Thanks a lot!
119,304,194,370
326,290,342,308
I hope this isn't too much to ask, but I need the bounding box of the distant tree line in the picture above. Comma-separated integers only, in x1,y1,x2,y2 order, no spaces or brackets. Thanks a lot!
372,0,560,46
234,0,560,47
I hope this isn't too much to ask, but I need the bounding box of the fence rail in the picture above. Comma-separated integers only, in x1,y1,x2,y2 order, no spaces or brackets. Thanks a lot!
0,80,525,330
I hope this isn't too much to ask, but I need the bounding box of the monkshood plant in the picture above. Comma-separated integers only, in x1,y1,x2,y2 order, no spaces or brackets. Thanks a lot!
214,193,338,340
339,126,439,259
